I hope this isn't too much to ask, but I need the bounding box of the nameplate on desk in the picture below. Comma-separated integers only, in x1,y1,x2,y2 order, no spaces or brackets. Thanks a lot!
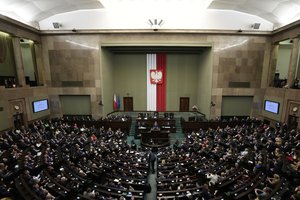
163,126,171,129
151,128,160,131
138,127,146,129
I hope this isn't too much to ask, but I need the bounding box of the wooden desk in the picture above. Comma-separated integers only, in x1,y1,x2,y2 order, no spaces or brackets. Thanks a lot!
59,119,132,133
136,118,176,133
180,118,254,132
140,129,170,146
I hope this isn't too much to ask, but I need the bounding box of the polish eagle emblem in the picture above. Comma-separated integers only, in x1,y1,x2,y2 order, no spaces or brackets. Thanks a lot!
150,70,163,84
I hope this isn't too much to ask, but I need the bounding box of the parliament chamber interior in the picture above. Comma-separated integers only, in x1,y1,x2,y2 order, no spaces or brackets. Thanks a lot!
1,0,300,199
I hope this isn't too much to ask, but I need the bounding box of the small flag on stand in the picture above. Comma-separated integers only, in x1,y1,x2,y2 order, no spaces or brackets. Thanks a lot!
113,94,117,110
116,95,120,110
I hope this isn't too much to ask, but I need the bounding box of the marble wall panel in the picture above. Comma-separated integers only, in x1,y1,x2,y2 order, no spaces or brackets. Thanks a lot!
40,33,270,118
48,49,96,87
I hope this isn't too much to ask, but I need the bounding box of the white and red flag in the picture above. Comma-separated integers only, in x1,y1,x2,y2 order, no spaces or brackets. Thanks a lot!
146,54,166,111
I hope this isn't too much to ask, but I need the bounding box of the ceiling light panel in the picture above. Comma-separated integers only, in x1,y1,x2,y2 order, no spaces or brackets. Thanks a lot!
100,0,213,11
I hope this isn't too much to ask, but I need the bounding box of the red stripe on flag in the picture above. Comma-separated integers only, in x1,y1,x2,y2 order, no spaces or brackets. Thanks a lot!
113,94,117,110
156,54,166,111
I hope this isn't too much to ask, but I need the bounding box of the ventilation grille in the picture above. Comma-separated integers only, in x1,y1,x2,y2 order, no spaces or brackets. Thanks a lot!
61,81,83,87
228,82,250,88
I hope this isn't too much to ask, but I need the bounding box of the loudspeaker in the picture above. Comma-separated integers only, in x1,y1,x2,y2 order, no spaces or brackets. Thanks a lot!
253,23,260,29
52,22,61,29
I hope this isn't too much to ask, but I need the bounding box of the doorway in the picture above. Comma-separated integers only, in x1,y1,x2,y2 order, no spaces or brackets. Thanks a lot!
179,97,189,111
123,97,133,111
288,115,299,130
9,98,27,129
13,113,25,129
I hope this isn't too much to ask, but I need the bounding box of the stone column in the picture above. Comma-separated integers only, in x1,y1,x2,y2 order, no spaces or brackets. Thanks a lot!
12,37,26,87
268,44,279,87
34,43,46,86
260,41,271,88
287,38,299,87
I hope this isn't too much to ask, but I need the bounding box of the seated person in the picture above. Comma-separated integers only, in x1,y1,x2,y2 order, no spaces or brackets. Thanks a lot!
267,174,280,187
254,187,272,200
164,112,169,119
137,113,143,119
292,78,299,89
163,121,170,128
291,186,300,200
144,113,149,119
169,113,174,119
201,184,213,199
137,121,146,129
151,121,160,131
192,105,198,111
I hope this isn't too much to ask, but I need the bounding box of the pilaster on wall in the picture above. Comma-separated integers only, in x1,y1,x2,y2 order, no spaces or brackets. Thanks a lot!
210,89,222,120
261,42,272,88
268,44,279,87
286,100,300,131
48,95,62,118
34,43,46,86
287,38,299,87
12,37,26,87
252,88,266,119
91,93,103,119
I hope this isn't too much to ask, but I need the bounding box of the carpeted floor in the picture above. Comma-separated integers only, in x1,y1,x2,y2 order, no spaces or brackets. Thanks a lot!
120,111,190,199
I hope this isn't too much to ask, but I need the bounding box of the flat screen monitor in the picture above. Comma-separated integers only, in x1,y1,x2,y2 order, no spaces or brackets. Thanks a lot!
32,99,49,113
264,100,280,114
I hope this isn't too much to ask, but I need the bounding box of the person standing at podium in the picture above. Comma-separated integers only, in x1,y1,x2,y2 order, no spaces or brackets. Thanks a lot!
152,121,160,131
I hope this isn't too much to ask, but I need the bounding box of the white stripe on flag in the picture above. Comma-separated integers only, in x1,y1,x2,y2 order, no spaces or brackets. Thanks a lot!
147,54,156,111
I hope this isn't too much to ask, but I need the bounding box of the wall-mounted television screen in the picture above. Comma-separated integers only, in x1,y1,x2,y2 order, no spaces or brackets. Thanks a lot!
264,100,280,114
32,99,49,113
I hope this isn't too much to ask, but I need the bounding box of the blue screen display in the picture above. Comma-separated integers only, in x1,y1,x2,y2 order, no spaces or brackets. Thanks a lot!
32,99,49,113
264,100,280,114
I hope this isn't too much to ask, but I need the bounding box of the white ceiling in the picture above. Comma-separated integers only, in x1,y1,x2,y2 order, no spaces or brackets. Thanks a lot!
208,0,300,26
0,0,300,30
0,0,103,23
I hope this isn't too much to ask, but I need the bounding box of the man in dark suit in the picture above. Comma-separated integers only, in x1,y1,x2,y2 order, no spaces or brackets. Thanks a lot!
148,150,157,174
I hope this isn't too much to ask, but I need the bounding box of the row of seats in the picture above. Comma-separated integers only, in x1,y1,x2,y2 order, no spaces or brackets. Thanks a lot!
1,117,300,199
0,119,150,200
154,121,298,199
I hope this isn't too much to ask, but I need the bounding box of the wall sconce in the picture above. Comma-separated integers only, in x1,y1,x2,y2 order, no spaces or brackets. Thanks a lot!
52,22,62,29
148,18,164,31
211,101,215,107
251,23,260,30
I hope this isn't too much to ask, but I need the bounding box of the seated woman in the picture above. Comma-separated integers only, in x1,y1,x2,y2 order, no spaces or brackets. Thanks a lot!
291,186,300,200
267,173,280,187
254,186,272,200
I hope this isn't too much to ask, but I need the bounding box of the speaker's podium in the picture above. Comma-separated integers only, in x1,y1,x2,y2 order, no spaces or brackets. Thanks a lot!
135,114,176,147
140,127,170,147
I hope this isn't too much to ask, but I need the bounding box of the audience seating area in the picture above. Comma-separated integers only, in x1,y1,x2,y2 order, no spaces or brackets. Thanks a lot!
1,115,300,200
0,117,147,200
0,76,17,88
156,119,299,199
181,117,259,132
60,115,132,133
